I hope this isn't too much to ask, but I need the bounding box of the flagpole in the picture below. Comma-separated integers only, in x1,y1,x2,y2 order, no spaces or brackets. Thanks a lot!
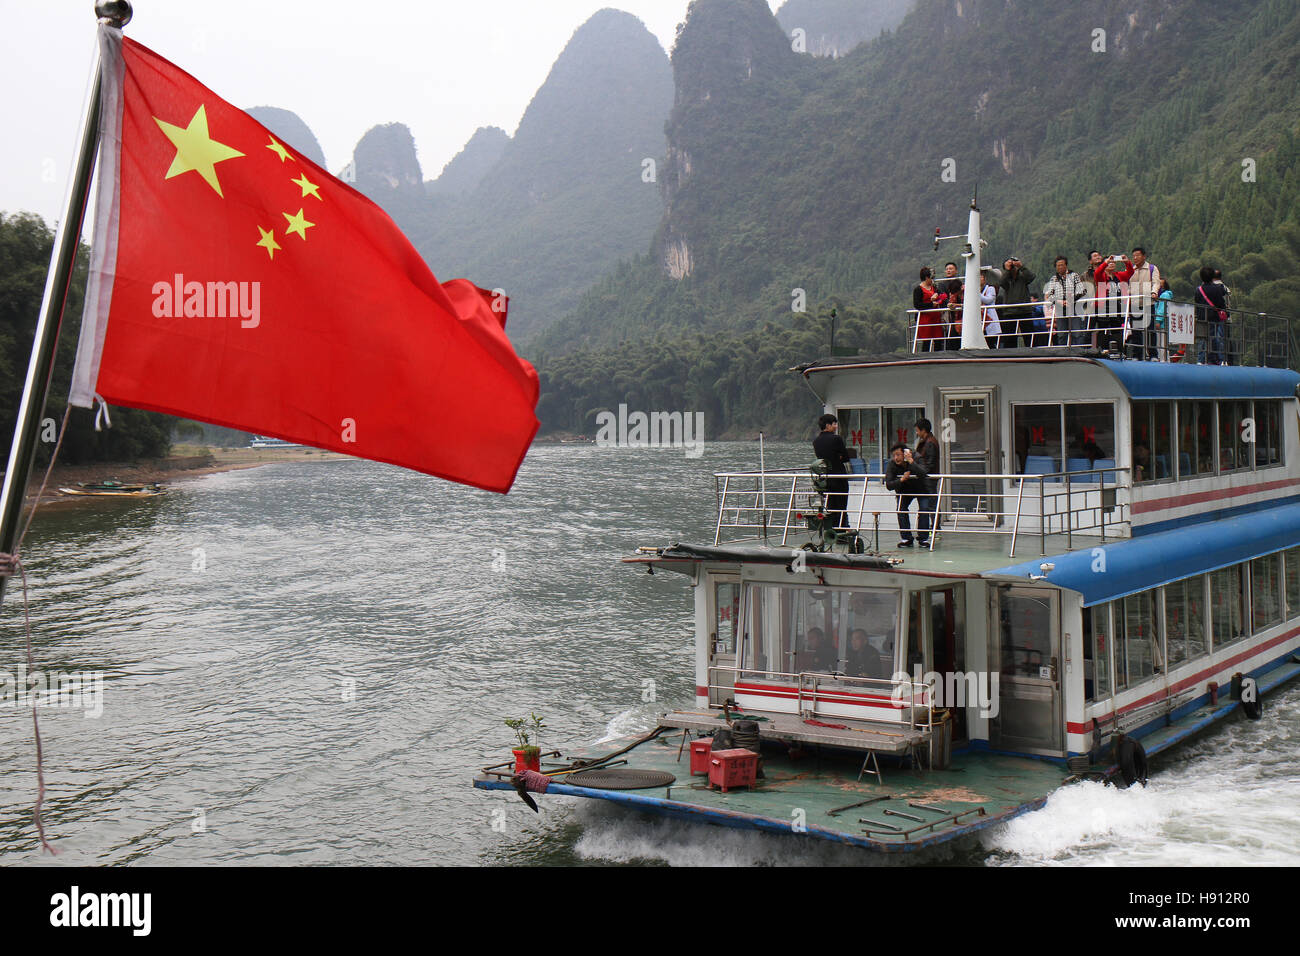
0,2,131,607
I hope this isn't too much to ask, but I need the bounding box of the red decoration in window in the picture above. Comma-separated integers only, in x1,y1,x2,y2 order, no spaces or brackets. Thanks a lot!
851,429,863,446
869,429,876,442
1082,425,1096,444
897,428,908,444
1031,426,1045,444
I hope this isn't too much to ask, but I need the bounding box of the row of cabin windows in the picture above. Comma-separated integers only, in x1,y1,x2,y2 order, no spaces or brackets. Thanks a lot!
1131,399,1284,483
1083,546,1300,702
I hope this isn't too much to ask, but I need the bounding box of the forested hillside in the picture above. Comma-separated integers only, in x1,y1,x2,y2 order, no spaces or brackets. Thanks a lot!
0,214,172,467
533,0,1300,438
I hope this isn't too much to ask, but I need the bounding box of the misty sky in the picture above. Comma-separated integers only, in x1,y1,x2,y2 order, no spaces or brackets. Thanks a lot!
1,0,783,226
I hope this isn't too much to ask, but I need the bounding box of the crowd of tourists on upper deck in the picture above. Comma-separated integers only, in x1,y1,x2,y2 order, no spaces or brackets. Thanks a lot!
912,249,1235,364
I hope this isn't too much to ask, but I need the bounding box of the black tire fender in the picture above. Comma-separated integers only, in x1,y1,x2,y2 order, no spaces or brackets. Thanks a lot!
1240,676,1262,720
1115,734,1148,789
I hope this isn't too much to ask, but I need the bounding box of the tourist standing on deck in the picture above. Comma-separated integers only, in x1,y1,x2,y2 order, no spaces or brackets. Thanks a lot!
1197,266,1231,365
1126,247,1161,361
1042,256,1086,346
913,268,948,352
885,443,930,548
999,257,1036,348
813,413,852,529
915,418,942,544
1093,254,1133,351
941,262,962,349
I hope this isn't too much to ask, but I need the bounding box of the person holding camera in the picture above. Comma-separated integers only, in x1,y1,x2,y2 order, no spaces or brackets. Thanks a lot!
885,443,930,548
999,256,1037,348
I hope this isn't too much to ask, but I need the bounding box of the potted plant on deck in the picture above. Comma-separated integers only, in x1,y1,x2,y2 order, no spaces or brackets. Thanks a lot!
505,712,546,773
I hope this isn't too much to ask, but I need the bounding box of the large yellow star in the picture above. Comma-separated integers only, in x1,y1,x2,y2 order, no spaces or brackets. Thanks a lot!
282,208,315,241
256,225,281,260
266,136,293,163
291,173,321,200
153,105,244,197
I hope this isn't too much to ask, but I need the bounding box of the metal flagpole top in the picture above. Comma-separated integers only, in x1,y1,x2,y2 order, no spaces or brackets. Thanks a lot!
95,1,132,27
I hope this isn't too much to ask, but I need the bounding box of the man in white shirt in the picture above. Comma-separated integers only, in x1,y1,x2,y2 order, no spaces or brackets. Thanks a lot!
1042,256,1087,346
1127,247,1161,360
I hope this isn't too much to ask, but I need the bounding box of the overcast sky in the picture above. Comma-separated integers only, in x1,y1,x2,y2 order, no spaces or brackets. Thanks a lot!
1,0,783,226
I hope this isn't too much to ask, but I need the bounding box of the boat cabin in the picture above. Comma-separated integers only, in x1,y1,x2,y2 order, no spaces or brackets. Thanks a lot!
638,348,1300,765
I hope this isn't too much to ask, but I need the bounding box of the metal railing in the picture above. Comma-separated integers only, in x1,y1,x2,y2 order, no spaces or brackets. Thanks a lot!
713,466,1131,557
907,296,1293,367
707,664,935,732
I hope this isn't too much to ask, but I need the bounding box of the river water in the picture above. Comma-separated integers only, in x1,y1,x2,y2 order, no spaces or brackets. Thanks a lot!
1,442,1297,865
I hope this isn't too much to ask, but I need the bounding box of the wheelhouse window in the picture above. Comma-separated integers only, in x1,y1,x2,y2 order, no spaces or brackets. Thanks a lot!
1250,554,1284,633
742,583,900,681
1177,401,1214,478
1210,565,1247,648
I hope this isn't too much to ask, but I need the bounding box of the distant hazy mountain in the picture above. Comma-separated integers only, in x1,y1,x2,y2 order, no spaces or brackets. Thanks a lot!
246,107,328,168
775,0,914,57
351,8,674,343
426,126,510,198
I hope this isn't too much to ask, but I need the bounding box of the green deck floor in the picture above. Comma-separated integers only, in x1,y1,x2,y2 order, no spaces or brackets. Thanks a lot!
476,732,1071,851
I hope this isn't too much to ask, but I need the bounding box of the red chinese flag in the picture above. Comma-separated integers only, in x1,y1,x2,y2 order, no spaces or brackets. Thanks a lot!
71,28,539,493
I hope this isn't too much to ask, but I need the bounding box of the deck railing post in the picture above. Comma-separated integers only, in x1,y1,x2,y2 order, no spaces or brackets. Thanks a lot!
1065,472,1073,551
1039,478,1046,555
782,475,797,547
714,475,729,545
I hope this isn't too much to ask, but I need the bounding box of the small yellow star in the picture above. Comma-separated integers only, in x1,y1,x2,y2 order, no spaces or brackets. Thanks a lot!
256,225,281,260
291,173,321,200
282,208,315,241
266,137,293,163
153,104,244,197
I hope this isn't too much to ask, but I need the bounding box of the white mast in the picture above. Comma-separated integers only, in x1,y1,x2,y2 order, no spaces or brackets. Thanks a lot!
960,195,987,350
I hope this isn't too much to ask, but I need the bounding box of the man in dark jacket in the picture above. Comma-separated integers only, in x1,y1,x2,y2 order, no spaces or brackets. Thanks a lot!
999,256,1037,348
885,442,930,547
812,413,852,528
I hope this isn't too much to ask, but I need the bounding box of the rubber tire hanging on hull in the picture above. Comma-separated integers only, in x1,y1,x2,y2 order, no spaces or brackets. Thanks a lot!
1240,686,1263,720
1115,735,1148,789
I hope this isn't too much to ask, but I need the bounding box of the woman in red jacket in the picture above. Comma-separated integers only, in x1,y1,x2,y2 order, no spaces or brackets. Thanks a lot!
912,267,949,352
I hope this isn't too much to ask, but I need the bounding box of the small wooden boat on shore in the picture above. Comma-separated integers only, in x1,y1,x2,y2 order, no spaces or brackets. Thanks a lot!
59,481,164,498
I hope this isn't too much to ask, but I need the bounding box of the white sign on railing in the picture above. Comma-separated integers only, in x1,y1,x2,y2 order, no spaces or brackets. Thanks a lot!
1167,303,1195,344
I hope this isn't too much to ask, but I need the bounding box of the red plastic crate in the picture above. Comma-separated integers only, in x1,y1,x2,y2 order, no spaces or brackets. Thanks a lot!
708,748,758,793
689,738,713,776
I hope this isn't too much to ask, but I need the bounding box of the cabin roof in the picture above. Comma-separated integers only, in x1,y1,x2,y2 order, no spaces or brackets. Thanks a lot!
801,351,1300,401
985,501,1300,605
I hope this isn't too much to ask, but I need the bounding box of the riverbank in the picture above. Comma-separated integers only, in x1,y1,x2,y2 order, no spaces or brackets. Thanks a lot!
24,444,348,506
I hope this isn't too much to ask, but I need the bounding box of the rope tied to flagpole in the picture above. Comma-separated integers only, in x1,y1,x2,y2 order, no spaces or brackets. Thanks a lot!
2,404,73,854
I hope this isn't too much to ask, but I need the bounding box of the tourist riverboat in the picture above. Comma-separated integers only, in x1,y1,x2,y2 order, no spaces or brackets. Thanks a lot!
474,204,1300,852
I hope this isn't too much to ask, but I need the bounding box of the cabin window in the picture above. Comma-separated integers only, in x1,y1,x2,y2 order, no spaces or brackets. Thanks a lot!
834,406,924,474
1218,400,1250,472
1256,400,1282,467
1250,554,1284,633
1082,604,1111,702
714,581,740,654
1065,404,1116,474
1176,401,1214,478
1210,565,1247,648
1118,591,1160,683
1287,548,1300,620
741,583,899,681
1012,401,1116,476
1163,575,1207,666
1130,403,1153,483
836,407,882,473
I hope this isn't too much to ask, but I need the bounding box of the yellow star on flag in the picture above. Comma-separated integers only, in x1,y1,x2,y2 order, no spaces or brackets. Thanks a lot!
256,225,281,260
291,173,322,200
283,208,315,241
153,104,244,197
266,136,294,163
